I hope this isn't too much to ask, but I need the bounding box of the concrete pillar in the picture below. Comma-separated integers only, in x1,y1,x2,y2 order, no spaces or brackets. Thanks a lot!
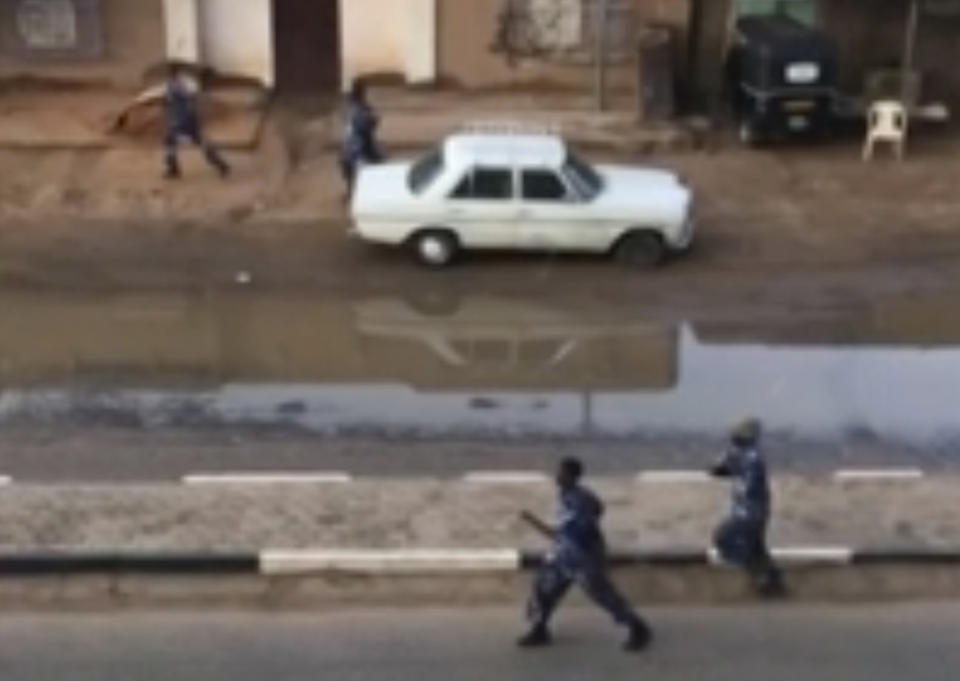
405,0,437,84
340,0,437,89
197,0,275,86
163,0,201,63
689,0,731,112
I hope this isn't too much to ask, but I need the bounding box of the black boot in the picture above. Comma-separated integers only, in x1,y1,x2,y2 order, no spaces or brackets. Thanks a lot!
754,568,787,599
623,618,653,652
204,146,230,178
164,156,181,180
516,624,551,648
214,157,231,179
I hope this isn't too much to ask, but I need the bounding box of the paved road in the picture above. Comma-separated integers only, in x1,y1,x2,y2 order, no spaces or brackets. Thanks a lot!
0,605,956,680
0,427,951,482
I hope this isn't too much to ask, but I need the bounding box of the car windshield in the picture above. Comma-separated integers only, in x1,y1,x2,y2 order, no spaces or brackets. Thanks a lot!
408,147,444,195
563,153,603,200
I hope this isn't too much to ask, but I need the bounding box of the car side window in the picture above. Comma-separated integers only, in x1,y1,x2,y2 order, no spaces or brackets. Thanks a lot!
450,168,514,200
521,170,570,202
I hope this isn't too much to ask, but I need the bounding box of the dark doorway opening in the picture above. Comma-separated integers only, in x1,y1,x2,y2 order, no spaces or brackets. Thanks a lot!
273,0,340,92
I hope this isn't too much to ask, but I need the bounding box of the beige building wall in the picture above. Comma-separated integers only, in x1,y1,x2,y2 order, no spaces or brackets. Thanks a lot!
436,0,690,92
340,0,437,88
0,0,166,86
198,0,274,85
340,0,407,84
164,0,200,63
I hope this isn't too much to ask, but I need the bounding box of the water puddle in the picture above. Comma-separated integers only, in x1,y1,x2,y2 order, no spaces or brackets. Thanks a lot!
0,291,959,444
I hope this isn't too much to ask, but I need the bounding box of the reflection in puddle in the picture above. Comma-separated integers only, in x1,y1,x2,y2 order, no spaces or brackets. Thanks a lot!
0,291,958,443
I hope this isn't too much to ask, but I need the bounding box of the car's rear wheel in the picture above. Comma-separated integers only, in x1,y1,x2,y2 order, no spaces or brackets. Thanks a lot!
410,229,459,268
615,230,666,269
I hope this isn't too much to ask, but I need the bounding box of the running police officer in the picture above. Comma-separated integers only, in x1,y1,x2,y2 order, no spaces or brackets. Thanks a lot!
339,79,383,200
111,63,230,180
517,457,653,652
160,64,230,180
710,418,786,597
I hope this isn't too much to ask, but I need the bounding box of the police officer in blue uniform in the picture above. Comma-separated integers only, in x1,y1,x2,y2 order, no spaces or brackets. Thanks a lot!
340,79,383,199
710,418,786,597
517,457,652,651
161,64,230,180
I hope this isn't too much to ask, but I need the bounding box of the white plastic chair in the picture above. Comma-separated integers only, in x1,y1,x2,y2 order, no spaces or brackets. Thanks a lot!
863,100,908,161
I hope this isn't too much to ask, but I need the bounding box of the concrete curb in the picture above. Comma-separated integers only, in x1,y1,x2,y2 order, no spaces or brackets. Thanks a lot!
0,552,258,575
0,547,960,608
0,467,933,486
260,549,520,575
0,547,957,575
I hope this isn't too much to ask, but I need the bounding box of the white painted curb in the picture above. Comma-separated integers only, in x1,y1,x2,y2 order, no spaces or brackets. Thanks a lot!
637,471,713,483
833,469,924,482
771,547,855,563
709,546,853,565
183,472,353,485
462,472,551,484
0,475,11,486
260,549,522,575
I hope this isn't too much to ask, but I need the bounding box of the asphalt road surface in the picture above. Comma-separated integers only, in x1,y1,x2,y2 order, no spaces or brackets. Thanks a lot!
0,605,957,680
0,428,952,482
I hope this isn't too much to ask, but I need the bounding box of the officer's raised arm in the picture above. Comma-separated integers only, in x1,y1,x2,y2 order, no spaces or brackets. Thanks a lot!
710,449,735,478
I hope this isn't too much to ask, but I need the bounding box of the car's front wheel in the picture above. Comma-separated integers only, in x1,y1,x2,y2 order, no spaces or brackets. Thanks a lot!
409,229,459,268
615,230,666,269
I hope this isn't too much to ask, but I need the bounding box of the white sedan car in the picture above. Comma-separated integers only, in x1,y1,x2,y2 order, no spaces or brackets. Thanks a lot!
349,130,694,268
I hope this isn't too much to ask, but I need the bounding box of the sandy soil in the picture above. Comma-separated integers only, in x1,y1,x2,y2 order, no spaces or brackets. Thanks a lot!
1,97,960,317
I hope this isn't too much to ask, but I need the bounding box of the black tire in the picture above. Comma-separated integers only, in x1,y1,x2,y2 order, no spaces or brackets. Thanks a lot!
615,231,667,269
409,229,459,268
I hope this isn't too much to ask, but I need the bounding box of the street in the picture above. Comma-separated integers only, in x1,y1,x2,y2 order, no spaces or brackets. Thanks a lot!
0,605,956,680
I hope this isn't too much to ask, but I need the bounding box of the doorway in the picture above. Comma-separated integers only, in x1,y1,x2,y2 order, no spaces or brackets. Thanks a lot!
273,0,340,92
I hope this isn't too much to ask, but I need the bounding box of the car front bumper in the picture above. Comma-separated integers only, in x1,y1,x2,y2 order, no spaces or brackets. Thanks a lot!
671,209,696,252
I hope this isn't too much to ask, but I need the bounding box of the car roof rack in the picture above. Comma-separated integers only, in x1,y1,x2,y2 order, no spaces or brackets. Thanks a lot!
460,120,563,135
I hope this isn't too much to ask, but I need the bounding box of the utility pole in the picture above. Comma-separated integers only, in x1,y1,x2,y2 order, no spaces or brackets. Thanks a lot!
593,0,609,111
901,0,920,104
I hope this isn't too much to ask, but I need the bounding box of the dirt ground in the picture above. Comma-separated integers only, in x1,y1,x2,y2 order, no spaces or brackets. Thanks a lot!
1,99,960,315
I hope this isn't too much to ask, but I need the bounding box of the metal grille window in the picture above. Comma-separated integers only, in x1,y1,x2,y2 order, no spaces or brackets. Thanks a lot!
0,0,102,58
492,0,638,63
527,0,584,49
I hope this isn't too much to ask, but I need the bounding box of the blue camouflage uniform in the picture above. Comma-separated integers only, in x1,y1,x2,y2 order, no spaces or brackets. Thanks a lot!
163,74,229,178
526,484,642,630
711,441,783,591
339,97,382,195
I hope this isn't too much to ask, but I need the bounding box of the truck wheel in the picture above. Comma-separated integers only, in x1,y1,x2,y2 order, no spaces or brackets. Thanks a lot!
410,229,459,268
615,231,666,268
